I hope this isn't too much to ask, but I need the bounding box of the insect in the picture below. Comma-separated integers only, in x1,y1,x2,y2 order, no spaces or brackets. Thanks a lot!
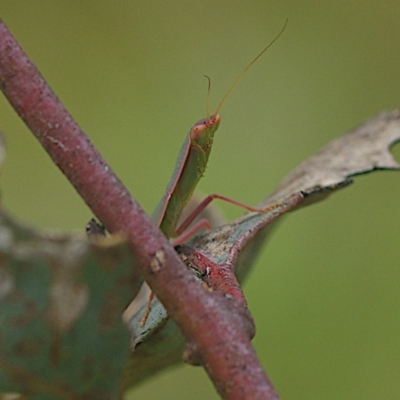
137,20,288,326
152,19,288,244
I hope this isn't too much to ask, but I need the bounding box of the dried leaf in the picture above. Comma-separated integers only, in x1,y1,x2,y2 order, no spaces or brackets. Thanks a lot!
264,110,400,206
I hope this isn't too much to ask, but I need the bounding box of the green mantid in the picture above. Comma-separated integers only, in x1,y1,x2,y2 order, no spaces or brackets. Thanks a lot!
137,20,288,325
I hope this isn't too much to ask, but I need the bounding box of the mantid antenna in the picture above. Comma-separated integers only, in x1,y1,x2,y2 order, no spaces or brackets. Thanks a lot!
204,75,212,121
214,18,288,116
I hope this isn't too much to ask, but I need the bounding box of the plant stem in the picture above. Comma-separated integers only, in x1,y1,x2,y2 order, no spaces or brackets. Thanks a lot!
0,19,279,399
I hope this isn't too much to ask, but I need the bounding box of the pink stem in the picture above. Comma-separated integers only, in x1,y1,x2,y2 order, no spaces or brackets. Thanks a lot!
0,19,279,400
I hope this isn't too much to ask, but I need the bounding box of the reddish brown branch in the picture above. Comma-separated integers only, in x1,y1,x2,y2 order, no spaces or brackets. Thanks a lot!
0,19,279,399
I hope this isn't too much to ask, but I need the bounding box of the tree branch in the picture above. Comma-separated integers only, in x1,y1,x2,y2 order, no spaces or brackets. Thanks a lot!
0,19,279,399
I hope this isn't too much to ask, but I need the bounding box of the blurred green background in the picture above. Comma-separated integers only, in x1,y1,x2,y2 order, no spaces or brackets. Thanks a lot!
1,1,400,399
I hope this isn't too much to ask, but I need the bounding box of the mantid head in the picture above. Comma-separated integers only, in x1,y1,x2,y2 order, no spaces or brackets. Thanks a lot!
190,114,221,151
190,18,288,149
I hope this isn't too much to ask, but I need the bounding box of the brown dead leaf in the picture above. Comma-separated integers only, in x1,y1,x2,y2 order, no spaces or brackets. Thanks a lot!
263,110,400,207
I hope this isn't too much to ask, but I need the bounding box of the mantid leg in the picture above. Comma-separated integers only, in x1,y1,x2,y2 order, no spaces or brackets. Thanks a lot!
172,194,284,244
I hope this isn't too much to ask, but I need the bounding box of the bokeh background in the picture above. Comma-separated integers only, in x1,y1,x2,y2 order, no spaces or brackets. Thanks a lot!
1,2,400,399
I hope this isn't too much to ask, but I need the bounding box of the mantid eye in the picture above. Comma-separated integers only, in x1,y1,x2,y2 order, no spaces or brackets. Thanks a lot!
203,116,213,128
207,114,220,127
